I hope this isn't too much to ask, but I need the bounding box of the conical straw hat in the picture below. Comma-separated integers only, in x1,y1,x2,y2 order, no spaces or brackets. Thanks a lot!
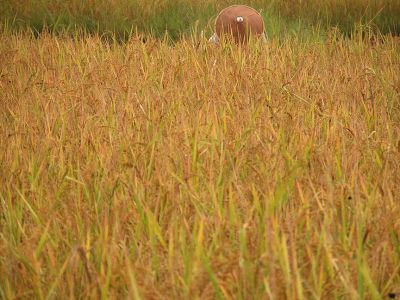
215,5,265,44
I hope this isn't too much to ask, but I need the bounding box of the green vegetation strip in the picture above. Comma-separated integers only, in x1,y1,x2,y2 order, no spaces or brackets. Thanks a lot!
1,0,399,40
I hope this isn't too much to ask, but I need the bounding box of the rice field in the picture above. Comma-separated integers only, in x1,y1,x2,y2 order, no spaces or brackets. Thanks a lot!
0,3,400,299
2,0,400,40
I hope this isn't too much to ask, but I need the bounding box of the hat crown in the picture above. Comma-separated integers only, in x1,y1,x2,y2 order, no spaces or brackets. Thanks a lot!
215,5,265,43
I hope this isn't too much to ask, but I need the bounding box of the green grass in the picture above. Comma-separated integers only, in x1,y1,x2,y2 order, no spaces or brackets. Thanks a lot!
1,0,399,41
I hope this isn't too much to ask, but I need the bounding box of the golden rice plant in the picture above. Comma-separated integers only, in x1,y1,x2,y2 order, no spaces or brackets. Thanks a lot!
0,29,399,299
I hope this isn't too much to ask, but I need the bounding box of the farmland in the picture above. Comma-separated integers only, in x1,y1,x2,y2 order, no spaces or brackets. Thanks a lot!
1,1,400,299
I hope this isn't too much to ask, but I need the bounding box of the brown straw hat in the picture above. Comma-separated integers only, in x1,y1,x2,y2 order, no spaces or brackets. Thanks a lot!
215,5,265,44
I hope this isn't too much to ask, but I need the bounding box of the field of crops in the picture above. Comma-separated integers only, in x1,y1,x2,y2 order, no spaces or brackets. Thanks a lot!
1,1,400,299
2,0,400,40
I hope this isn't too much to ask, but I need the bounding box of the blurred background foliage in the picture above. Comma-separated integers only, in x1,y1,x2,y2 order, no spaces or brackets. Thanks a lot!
1,0,399,41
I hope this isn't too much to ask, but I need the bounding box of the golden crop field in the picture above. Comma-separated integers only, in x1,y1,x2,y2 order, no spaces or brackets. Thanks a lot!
0,28,399,299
